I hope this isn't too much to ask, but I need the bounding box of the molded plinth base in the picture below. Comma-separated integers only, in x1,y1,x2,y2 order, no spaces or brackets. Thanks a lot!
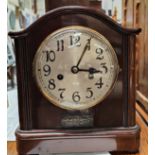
16,125,140,155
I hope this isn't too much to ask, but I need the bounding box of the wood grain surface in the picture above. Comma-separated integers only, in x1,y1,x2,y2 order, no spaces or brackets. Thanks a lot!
7,112,148,155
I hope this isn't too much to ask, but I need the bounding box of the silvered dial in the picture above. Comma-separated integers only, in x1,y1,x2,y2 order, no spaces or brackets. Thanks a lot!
33,26,119,110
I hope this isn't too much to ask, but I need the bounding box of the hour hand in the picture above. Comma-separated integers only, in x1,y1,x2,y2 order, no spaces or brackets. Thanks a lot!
71,66,102,74
88,67,102,74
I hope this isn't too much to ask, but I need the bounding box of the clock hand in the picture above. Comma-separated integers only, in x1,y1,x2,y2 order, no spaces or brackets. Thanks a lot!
71,66,102,74
76,37,91,68
88,68,102,74
79,68,102,74
78,68,90,72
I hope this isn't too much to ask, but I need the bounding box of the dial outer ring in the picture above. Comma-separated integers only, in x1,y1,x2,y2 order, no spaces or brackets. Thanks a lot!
33,25,120,111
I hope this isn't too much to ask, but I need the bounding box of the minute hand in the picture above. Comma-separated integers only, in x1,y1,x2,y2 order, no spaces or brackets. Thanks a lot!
76,37,91,67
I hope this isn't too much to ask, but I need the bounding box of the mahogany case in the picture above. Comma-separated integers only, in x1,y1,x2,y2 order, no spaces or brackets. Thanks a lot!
9,6,141,155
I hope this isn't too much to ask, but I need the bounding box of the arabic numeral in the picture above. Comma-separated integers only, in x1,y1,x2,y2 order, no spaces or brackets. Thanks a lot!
95,77,104,89
57,40,64,51
72,91,80,103
43,50,55,62
70,35,81,47
48,79,56,90
58,88,66,99
96,48,104,60
43,64,51,76
101,63,108,73
86,88,93,98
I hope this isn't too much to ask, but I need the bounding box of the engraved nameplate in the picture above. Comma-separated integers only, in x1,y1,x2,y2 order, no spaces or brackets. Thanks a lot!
61,114,94,128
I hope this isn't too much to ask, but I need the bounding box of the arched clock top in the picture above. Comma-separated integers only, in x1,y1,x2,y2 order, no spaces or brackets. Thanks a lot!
8,6,141,39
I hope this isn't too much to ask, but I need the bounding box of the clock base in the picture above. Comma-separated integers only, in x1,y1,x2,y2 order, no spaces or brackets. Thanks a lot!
16,125,140,154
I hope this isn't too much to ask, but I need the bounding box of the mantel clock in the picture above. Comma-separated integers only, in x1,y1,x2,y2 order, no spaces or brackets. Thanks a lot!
9,5,141,155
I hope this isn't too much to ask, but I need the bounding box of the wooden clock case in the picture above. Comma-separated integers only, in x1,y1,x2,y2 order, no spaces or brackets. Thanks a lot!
9,6,141,155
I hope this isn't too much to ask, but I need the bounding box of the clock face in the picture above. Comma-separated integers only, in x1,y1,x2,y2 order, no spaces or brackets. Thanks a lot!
33,26,119,110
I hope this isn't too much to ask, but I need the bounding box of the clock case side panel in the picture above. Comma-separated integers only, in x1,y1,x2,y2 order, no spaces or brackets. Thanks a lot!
123,34,137,126
10,35,33,130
